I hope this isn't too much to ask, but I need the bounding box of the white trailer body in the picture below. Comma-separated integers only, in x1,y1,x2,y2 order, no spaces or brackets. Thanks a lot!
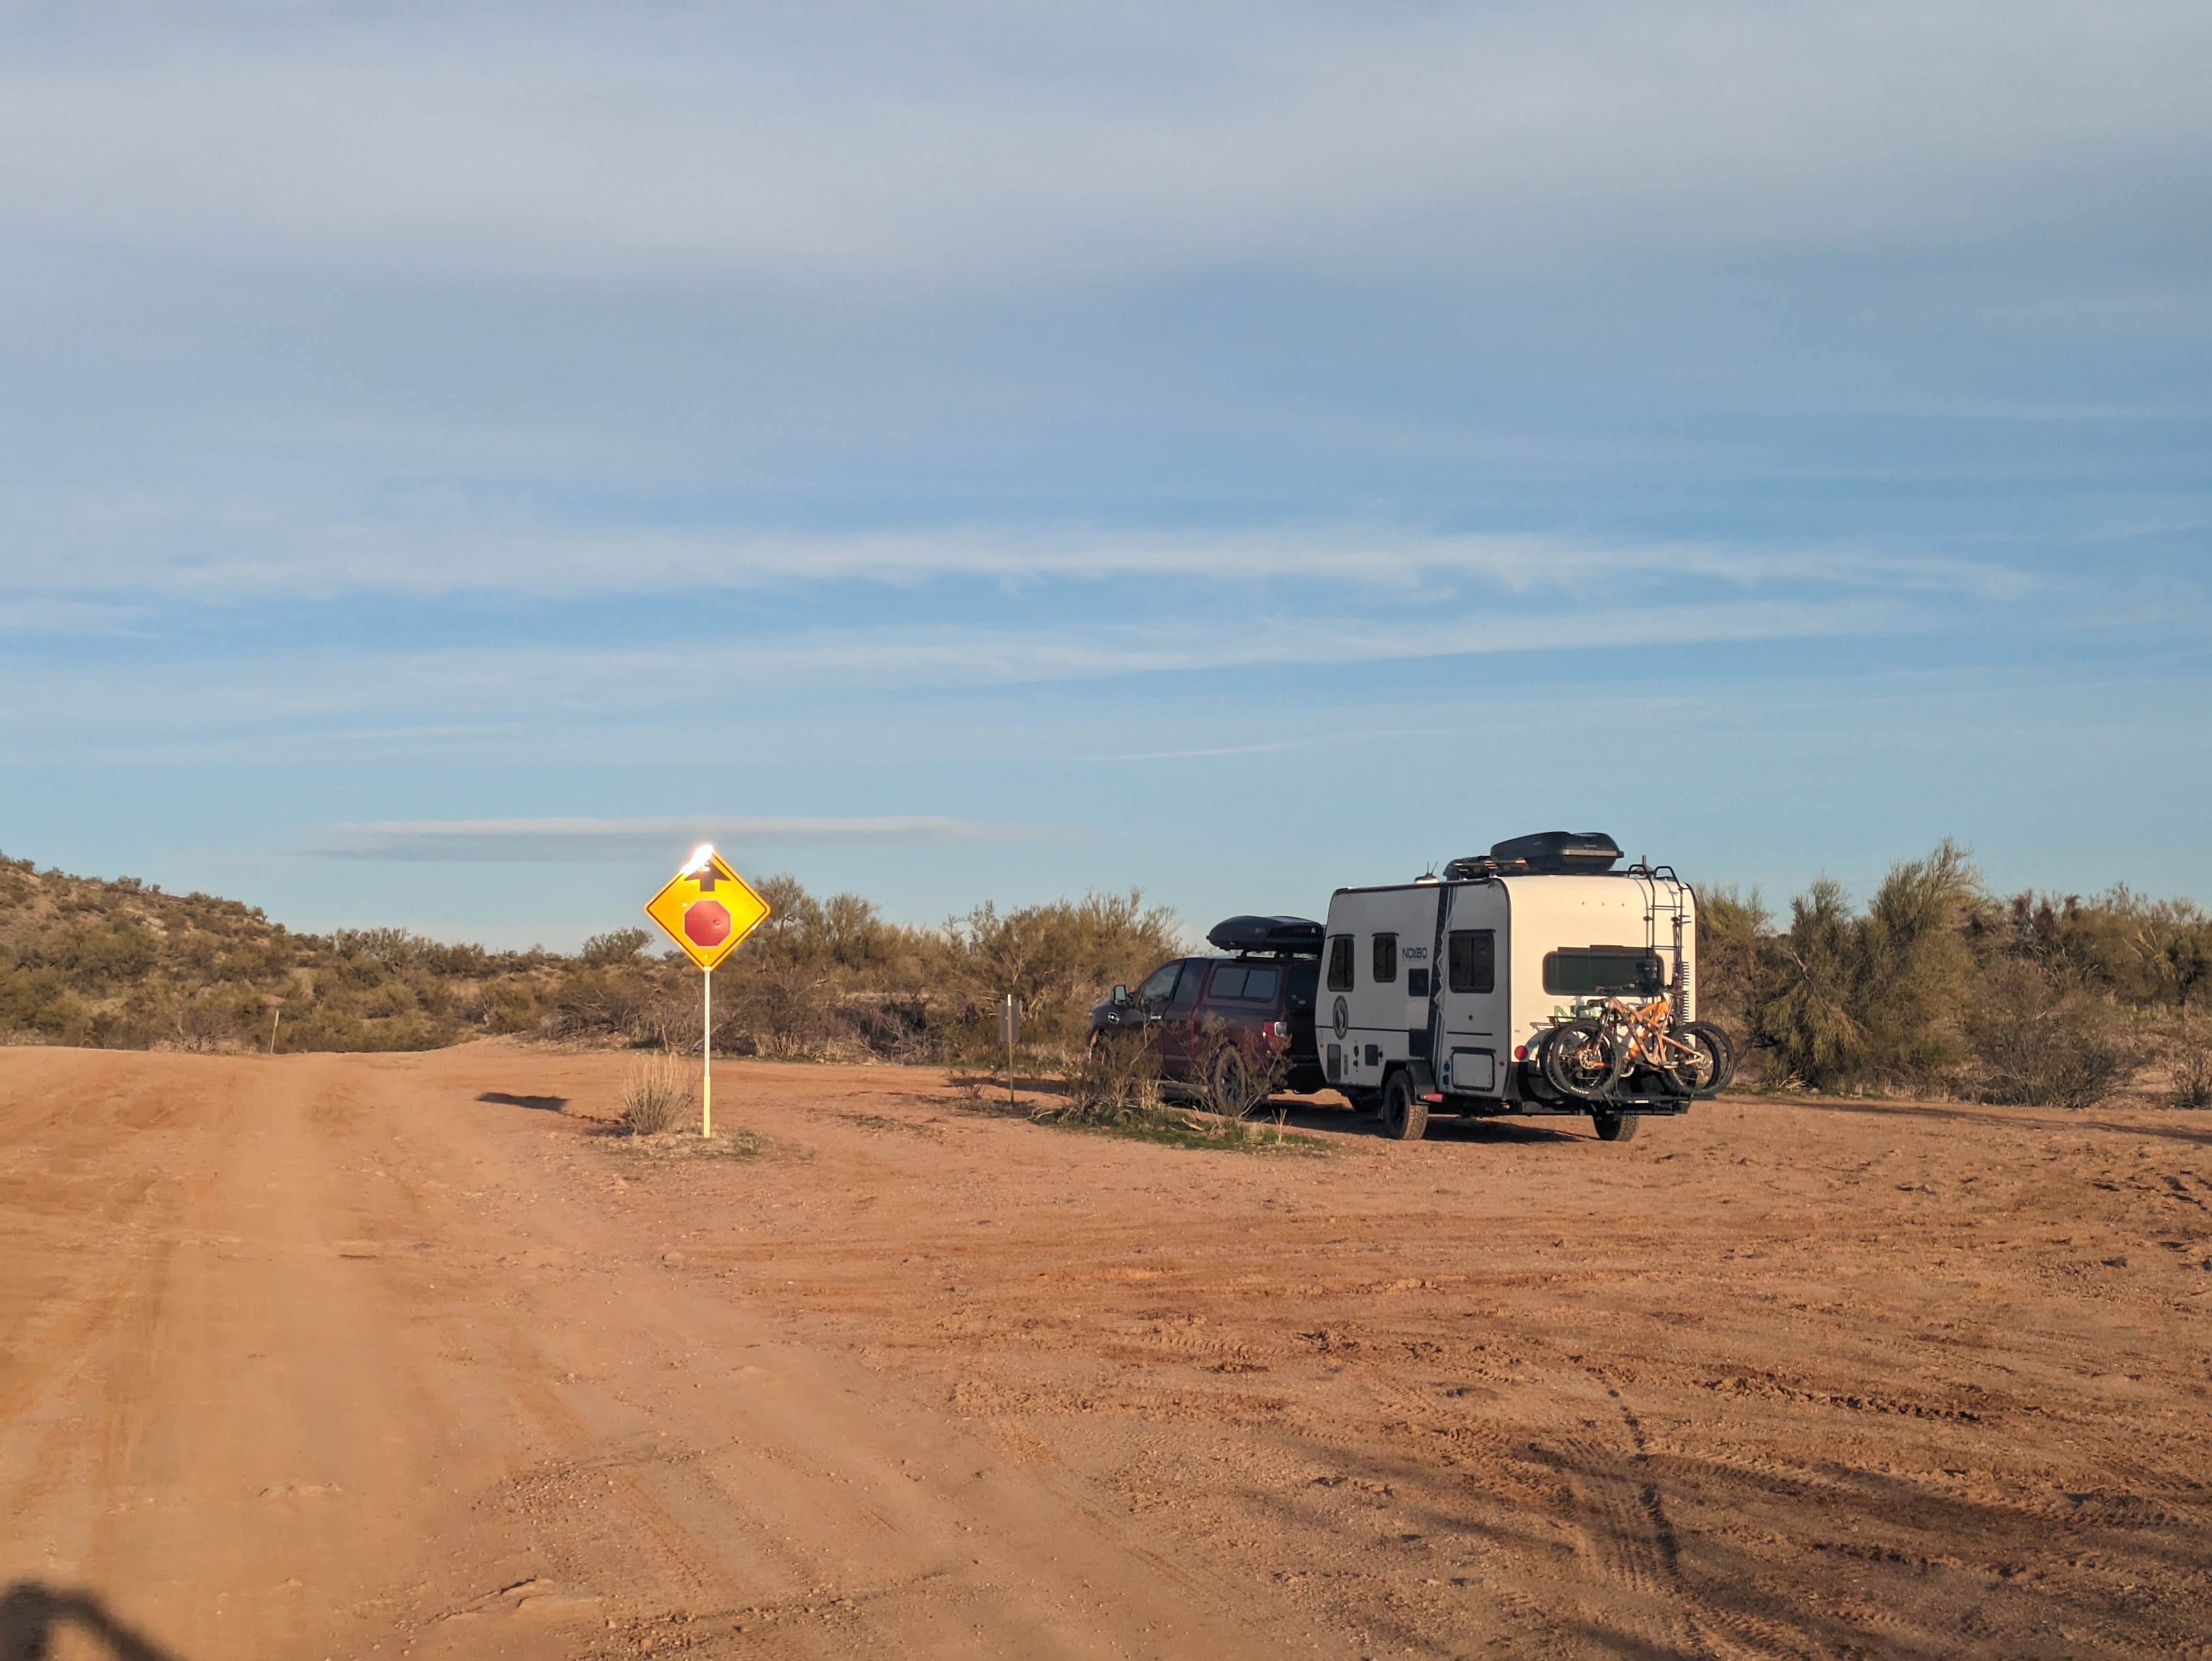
1319,866,1696,1118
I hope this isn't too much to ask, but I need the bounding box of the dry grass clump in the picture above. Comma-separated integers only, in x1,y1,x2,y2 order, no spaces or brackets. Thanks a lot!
2172,1048,2212,1110
620,1051,695,1135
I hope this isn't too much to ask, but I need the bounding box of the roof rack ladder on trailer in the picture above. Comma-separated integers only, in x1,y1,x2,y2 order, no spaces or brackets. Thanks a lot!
1629,862,1691,1023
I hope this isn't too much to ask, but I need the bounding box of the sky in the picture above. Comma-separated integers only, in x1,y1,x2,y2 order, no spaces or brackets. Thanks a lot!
2,1,2208,949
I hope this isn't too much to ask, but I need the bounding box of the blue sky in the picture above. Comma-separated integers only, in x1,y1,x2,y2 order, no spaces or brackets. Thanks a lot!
3,2,2208,948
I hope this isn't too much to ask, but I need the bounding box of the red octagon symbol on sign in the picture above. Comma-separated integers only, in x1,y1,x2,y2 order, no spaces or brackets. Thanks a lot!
683,899,732,948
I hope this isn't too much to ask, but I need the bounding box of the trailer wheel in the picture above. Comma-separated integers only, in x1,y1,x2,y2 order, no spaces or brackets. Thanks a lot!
1380,1072,1428,1141
1592,1111,1638,1141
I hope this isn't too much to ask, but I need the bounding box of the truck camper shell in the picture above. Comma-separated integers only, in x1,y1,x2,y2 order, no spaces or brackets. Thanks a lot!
1318,833,1699,1133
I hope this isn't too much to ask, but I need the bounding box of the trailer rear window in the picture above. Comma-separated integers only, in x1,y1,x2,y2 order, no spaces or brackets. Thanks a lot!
1542,947,1664,997
1326,936,1354,991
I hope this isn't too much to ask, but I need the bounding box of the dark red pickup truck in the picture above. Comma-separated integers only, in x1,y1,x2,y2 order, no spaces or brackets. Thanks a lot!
1086,916,1326,1099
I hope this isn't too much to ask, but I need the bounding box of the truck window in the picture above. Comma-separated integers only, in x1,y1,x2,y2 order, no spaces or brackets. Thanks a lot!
1240,965,1280,1003
1136,962,1181,1004
1208,963,1248,1001
1371,933,1398,984
1167,960,1204,1010
1286,960,1318,1010
1326,936,1354,991
1448,930,1495,993
1542,947,1664,997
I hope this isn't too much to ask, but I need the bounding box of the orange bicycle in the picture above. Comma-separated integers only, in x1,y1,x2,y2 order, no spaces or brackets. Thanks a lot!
1540,997,1736,1101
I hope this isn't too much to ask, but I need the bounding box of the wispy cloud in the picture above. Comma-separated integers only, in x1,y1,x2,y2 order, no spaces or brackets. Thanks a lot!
310,815,1044,863
0,500,2039,608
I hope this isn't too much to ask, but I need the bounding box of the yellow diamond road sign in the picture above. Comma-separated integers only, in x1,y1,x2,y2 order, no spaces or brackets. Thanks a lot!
645,845,771,971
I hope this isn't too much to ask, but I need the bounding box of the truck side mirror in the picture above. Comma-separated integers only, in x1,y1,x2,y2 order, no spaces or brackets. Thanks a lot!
1111,984,1129,1006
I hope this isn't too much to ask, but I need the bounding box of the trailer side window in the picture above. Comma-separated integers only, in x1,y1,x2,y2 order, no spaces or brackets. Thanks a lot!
1447,930,1495,994
1371,933,1398,984
1326,935,1354,991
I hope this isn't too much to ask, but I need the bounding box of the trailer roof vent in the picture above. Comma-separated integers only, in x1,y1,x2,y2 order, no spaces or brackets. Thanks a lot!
1206,915,1325,957
1443,831,1623,880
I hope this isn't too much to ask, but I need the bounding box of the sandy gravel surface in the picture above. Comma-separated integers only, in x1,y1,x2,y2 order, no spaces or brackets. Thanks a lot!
2,1042,2209,1659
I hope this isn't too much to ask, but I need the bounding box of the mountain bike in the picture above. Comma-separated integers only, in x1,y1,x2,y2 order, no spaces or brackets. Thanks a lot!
1539,997,1737,1101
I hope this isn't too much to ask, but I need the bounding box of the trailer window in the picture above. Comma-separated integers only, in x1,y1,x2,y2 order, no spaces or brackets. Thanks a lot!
1326,935,1354,991
1371,933,1398,984
1542,947,1664,997
1447,930,1495,994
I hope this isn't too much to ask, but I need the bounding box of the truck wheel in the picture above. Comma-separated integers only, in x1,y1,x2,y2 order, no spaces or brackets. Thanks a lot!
1208,1048,1250,1116
1592,1111,1638,1141
1380,1072,1428,1141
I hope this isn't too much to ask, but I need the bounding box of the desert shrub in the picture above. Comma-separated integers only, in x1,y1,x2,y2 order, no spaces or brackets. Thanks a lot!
1692,885,1766,1051
1968,961,2124,1109
1760,877,1867,1090
1045,1031,1164,1126
580,928,650,967
2170,1048,2212,1110
621,1052,694,1134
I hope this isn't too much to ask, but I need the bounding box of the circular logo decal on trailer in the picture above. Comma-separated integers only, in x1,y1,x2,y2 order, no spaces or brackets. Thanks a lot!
1332,996,1349,1040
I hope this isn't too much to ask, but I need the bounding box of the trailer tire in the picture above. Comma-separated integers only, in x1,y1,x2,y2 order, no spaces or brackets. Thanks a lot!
1592,1110,1638,1141
1380,1071,1428,1141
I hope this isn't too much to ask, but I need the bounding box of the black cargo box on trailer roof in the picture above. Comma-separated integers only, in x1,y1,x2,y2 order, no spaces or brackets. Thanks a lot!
1486,831,1622,875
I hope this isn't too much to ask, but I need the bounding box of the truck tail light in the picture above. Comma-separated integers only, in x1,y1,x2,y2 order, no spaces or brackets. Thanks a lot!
1264,1019,1290,1040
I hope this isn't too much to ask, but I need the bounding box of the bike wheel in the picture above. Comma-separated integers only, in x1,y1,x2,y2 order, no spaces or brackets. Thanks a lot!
1676,1022,1737,1094
1542,1018,1611,1100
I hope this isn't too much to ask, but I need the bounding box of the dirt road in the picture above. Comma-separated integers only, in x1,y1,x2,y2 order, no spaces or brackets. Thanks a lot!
2,1044,2208,1659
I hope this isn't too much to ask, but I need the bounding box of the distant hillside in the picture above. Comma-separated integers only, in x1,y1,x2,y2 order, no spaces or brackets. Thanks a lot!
0,853,1179,1061
0,854,565,1052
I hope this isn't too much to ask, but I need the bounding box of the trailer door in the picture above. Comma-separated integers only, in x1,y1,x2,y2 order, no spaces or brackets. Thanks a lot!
1438,886,1509,1096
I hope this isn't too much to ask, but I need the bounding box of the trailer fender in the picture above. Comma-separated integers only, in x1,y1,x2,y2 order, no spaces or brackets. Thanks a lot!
1405,1059,1441,1104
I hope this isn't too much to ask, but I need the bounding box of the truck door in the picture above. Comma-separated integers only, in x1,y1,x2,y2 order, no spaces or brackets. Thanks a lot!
1154,957,1206,1080
1438,886,1509,1097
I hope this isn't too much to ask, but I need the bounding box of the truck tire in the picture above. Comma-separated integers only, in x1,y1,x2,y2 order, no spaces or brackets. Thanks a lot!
1380,1071,1428,1142
1208,1047,1250,1116
1592,1110,1638,1141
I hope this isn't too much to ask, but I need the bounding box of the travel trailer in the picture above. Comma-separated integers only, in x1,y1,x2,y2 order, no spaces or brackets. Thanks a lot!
1318,831,1733,1141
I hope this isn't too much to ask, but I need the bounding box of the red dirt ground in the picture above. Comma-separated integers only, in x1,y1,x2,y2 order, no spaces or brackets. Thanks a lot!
3,1042,2209,1658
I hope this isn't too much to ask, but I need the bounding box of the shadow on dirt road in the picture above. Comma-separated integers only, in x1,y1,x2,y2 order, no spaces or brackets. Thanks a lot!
1,1582,182,1661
